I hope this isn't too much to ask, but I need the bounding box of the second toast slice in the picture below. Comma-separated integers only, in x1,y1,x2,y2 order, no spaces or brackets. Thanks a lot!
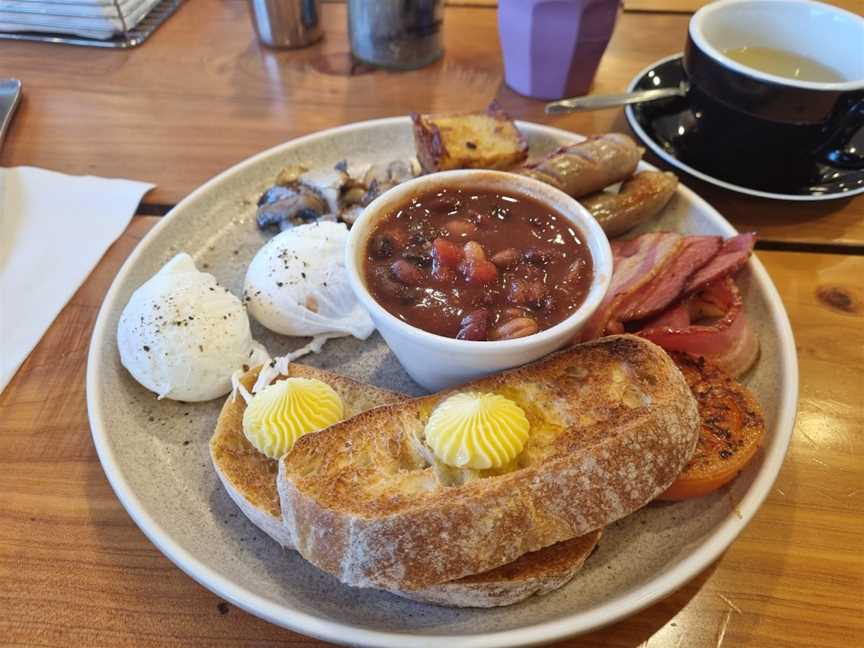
211,364,602,607
210,364,406,547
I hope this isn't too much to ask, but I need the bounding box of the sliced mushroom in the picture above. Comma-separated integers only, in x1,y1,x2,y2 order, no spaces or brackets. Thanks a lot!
256,163,340,232
360,159,420,205
259,159,420,232
341,183,367,206
257,185,295,208
256,186,328,232
274,165,308,187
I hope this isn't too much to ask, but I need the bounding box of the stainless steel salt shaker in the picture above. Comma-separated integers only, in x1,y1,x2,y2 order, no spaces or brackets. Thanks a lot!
347,0,444,70
248,0,323,49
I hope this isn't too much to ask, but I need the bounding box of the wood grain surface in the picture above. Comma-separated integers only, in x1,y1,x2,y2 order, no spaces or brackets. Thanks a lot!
1,216,862,647
0,0,861,246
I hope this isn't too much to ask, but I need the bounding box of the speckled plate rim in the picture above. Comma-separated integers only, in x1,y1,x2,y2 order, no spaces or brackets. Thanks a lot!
624,53,864,202
87,117,799,648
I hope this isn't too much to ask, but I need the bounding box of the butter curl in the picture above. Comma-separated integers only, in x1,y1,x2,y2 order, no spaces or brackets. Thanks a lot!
425,392,530,470
242,377,343,459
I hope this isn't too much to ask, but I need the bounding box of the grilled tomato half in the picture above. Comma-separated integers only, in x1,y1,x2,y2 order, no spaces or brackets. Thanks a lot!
660,352,766,500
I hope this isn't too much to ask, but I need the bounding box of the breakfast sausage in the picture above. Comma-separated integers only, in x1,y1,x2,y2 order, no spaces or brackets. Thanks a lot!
518,133,643,198
581,171,679,238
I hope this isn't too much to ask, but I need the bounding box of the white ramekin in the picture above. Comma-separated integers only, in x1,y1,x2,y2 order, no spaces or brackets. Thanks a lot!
345,170,612,391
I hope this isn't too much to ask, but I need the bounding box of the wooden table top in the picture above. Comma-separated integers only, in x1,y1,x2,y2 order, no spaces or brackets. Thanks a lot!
1,0,862,248
1,2,862,647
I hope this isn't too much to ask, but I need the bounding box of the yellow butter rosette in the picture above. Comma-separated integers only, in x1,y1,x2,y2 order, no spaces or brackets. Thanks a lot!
242,377,344,459
424,392,530,470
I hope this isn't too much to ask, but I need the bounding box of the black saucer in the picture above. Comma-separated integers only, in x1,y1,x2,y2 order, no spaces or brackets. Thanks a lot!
624,55,864,201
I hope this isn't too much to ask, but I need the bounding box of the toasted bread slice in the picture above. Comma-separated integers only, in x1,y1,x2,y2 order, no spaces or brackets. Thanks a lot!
278,335,700,591
209,364,406,547
211,364,601,608
411,103,528,173
395,529,602,608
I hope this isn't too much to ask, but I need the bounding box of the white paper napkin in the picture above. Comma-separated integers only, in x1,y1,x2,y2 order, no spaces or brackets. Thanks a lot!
0,166,154,394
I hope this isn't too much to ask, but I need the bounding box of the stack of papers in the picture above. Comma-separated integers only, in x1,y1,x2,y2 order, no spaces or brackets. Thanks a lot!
0,0,162,40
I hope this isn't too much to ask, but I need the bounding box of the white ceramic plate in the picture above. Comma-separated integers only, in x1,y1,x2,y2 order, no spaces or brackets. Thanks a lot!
87,118,798,647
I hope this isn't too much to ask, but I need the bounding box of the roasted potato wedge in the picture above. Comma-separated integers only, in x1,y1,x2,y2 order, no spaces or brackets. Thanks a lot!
411,103,528,173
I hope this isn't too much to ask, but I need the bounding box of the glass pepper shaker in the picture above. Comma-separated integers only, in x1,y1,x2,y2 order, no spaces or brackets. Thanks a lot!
347,0,444,70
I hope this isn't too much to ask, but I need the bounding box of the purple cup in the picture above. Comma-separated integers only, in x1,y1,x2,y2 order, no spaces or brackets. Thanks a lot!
498,0,621,100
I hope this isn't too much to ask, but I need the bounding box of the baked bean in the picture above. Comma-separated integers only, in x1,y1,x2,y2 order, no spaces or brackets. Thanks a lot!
403,242,433,267
506,277,532,305
375,268,420,304
462,240,487,263
500,307,528,321
466,209,492,227
489,317,539,340
491,248,521,269
526,281,549,307
390,260,425,286
456,309,489,341
425,195,457,212
444,219,478,237
524,248,557,265
370,233,395,259
459,241,497,285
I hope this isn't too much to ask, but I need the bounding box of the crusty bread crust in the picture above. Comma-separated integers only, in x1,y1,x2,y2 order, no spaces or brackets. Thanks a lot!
278,335,700,590
394,530,601,608
209,364,406,547
210,364,600,607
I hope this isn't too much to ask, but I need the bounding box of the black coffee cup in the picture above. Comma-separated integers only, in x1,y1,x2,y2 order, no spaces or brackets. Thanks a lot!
681,0,864,192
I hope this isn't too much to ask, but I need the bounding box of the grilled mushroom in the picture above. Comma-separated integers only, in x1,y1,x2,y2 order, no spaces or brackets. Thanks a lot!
256,187,329,232
360,159,420,205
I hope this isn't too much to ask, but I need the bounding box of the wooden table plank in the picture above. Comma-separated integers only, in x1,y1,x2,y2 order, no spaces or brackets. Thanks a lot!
1,218,861,647
656,177,864,250
0,1,861,246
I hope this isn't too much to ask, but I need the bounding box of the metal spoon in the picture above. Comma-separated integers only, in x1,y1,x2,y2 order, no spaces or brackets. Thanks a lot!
545,83,687,114
0,79,22,150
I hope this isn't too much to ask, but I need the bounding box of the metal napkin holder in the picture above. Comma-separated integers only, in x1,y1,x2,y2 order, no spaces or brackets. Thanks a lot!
0,0,184,49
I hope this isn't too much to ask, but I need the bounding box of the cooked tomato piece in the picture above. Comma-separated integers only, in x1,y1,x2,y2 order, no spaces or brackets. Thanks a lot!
432,238,464,268
432,264,457,284
659,352,766,500
462,260,499,286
